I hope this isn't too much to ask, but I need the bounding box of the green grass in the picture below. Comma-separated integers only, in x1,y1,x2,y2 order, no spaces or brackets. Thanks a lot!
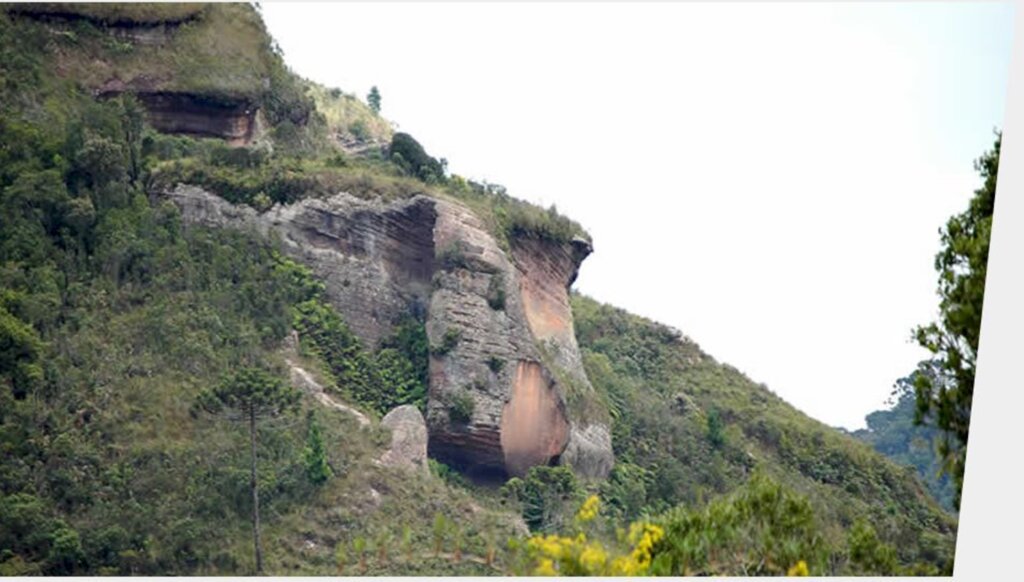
307,81,393,147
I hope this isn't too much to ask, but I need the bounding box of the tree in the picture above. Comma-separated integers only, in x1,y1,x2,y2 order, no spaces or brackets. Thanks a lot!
501,466,580,532
302,410,333,485
913,132,999,509
367,86,381,114
388,132,444,183
194,368,300,573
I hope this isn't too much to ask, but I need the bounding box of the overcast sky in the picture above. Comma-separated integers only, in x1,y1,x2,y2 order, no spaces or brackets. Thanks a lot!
261,2,1013,430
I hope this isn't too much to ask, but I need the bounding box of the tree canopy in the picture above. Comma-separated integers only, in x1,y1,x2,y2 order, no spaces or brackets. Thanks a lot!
913,132,999,509
196,367,299,419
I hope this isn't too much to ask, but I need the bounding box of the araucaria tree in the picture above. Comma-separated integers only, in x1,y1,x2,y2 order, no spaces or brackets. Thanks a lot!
195,368,300,573
913,132,999,509
367,85,381,113
303,410,333,485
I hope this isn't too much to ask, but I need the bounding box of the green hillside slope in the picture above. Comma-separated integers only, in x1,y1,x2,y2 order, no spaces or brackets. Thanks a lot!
571,295,956,573
850,367,958,513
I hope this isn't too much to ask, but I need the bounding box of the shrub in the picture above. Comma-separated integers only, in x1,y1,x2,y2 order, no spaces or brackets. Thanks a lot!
486,274,506,310
647,473,828,576
847,520,898,575
349,120,370,141
388,132,443,183
429,459,468,489
437,239,473,271
431,328,461,356
449,391,475,425
486,356,505,374
706,408,725,448
599,462,652,520
501,466,581,533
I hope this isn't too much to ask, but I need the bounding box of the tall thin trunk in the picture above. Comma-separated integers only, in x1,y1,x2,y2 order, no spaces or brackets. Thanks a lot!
250,406,263,574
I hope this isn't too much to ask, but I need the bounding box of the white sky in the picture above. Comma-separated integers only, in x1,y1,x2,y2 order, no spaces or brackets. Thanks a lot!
261,1,1014,430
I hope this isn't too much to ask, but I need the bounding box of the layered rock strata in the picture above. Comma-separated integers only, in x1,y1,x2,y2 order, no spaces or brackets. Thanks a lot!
163,184,613,479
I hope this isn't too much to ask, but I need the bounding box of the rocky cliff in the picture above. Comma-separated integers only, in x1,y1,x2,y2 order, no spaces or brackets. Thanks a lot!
163,185,613,480
8,3,303,145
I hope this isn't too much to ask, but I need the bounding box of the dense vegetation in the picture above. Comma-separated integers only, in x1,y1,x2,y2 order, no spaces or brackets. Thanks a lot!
0,87,526,576
850,363,957,512
0,2,975,576
570,293,956,574
294,300,429,416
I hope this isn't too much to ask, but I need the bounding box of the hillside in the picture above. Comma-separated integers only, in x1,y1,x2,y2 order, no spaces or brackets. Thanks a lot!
1,3,957,576
849,368,958,513
572,295,955,571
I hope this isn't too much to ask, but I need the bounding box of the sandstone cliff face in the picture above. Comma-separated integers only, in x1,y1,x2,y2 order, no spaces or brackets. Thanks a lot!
164,185,436,347
511,237,614,479
11,3,282,146
105,89,259,145
163,185,612,480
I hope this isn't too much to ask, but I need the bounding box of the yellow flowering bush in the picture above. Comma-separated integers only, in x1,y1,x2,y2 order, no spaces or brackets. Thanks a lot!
575,495,601,524
514,496,665,576
787,560,809,576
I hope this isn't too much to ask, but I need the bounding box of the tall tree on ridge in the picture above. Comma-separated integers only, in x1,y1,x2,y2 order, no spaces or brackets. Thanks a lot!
367,85,381,114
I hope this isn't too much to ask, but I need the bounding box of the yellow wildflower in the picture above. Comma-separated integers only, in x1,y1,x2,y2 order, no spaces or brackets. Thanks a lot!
609,555,640,576
787,560,809,576
626,522,664,571
576,494,601,523
579,543,608,572
534,557,557,576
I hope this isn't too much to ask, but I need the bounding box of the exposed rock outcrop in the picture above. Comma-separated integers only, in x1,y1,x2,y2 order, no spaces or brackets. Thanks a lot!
98,89,260,145
163,184,613,480
499,361,570,477
164,185,436,347
379,405,429,472
8,3,280,146
511,235,615,479
287,357,370,428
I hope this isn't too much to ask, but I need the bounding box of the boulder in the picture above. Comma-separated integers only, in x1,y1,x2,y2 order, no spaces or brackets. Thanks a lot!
379,405,429,472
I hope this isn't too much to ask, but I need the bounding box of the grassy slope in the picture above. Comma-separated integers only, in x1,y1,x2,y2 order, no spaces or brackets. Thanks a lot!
307,81,394,148
10,3,275,100
572,293,957,568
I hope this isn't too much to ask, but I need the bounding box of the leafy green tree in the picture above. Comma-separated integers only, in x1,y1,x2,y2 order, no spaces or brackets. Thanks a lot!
194,367,300,573
0,304,44,399
302,410,333,485
388,132,444,183
367,85,381,114
913,133,999,509
501,466,580,532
